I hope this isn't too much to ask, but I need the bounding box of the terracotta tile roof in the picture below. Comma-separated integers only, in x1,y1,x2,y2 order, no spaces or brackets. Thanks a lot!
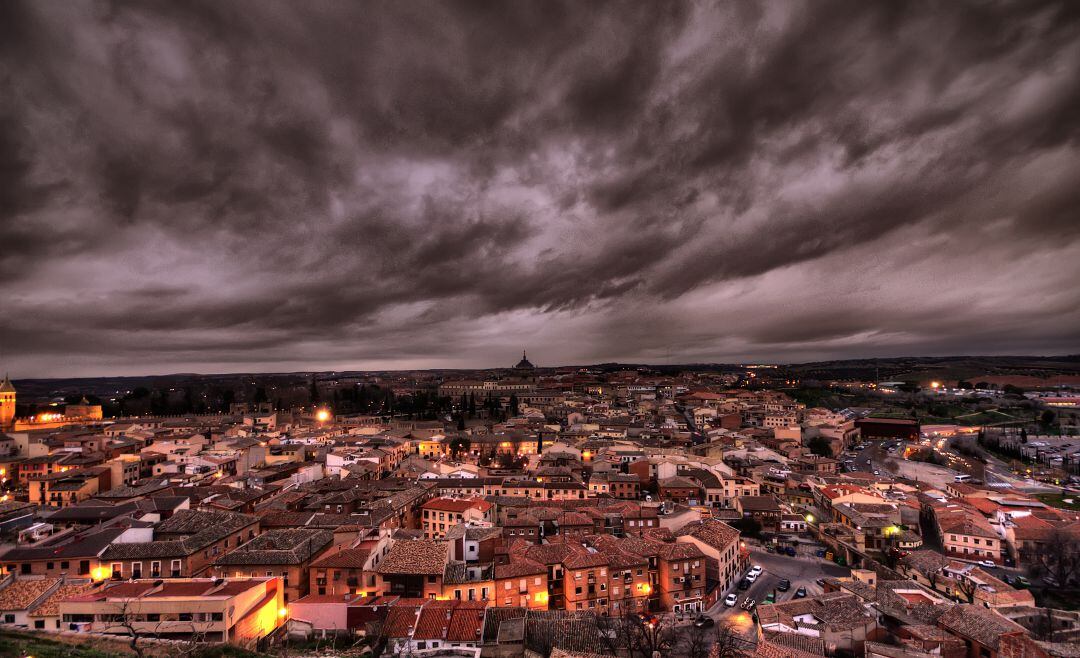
310,546,372,569
413,600,455,640
29,582,95,618
422,497,492,513
384,604,422,637
0,578,59,611
376,540,448,576
214,528,332,566
673,518,741,550
494,559,547,579
758,631,827,657
938,604,1027,649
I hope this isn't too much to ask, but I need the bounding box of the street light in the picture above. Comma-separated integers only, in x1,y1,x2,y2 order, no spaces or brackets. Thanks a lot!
805,514,815,524
315,408,331,423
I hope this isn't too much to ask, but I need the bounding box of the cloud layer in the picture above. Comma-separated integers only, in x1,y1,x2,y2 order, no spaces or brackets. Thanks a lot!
2,1,1080,376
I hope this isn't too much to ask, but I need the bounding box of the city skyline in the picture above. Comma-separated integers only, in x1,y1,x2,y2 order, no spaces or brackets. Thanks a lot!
3,1,1080,378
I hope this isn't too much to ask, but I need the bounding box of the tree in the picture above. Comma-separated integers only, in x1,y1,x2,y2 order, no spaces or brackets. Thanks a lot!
1041,409,1057,426
883,459,900,474
107,598,211,658
1026,527,1080,586
955,573,978,603
448,435,471,458
710,619,748,658
926,566,941,592
731,516,762,538
676,622,712,658
309,378,320,405
509,393,520,417
621,613,678,658
807,436,833,457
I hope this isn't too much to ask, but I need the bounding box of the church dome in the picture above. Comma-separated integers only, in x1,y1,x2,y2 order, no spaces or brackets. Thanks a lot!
514,350,535,370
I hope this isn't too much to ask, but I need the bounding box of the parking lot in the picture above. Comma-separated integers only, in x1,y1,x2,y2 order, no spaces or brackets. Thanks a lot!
706,545,852,630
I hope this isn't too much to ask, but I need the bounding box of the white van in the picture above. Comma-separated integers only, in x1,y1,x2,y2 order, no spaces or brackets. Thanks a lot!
954,474,972,483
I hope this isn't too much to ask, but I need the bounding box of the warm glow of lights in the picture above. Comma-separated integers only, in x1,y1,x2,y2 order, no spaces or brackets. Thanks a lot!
92,567,109,581
930,381,941,389
638,583,652,595
582,450,592,460
533,591,549,605
500,441,512,449
315,409,331,423
278,607,288,618
805,514,815,524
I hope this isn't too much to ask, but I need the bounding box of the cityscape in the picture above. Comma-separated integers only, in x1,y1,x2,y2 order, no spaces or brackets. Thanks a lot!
2,2,1080,658
0,356,1078,658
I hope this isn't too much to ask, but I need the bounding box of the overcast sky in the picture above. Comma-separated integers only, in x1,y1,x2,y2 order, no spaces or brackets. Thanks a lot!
2,1,1080,378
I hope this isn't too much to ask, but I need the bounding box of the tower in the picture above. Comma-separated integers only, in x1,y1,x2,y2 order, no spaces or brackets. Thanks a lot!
0,375,15,430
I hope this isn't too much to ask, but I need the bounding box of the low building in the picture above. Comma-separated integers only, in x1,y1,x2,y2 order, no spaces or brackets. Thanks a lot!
59,577,286,648
212,528,334,603
375,540,448,598
674,518,744,592
421,498,494,540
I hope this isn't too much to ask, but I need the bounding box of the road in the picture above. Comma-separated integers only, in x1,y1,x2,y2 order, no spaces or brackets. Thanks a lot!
703,546,851,642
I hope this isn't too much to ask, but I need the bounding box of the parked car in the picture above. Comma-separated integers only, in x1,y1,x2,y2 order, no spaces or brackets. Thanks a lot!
724,593,738,607
746,572,759,583
764,592,776,603
777,579,791,591
1014,575,1030,588
749,565,763,576
794,587,807,598
784,546,797,556
815,578,827,587
815,549,827,558
978,560,996,568
637,613,658,626
738,578,751,590
694,615,715,628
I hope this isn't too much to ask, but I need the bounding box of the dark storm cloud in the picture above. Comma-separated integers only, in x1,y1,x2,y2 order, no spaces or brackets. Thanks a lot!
2,0,1080,376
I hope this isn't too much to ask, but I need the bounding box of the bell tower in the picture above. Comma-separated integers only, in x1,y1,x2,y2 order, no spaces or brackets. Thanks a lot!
0,375,15,430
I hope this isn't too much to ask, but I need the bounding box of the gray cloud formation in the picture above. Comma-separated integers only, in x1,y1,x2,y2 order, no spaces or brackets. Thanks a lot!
2,0,1080,377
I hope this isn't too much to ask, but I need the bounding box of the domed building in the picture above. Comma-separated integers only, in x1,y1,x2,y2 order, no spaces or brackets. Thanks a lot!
513,350,536,371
